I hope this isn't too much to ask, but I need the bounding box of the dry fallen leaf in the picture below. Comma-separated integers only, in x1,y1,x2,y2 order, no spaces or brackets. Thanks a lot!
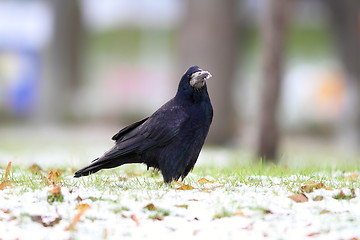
300,181,331,193
29,164,43,174
48,170,62,181
288,193,308,203
42,176,53,185
234,211,250,218
307,232,321,237
333,189,356,200
75,203,91,211
65,203,91,231
1,162,13,190
300,182,323,193
0,181,13,190
103,228,109,239
48,185,62,194
5,161,11,180
344,173,359,182
313,195,324,201
31,215,62,227
41,170,62,186
131,214,141,226
200,184,223,193
1,209,11,214
241,222,254,230
175,205,188,209
75,196,83,202
197,178,215,184
320,210,331,214
176,185,194,190
143,203,157,211
188,199,199,201
171,180,183,186
264,209,273,214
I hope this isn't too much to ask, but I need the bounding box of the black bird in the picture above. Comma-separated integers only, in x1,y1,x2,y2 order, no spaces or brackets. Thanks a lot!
74,66,213,183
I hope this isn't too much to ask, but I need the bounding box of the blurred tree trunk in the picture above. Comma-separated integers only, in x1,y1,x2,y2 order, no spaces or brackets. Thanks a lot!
37,0,83,122
257,0,289,161
179,0,238,144
324,0,360,148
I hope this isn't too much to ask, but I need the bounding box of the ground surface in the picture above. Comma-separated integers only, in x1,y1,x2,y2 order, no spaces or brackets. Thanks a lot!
1,163,360,240
1,126,360,240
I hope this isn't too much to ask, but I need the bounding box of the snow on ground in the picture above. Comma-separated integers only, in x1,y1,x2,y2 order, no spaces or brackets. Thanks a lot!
1,172,360,240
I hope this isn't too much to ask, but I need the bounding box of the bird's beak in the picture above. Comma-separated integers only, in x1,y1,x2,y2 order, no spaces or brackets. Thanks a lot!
190,70,212,89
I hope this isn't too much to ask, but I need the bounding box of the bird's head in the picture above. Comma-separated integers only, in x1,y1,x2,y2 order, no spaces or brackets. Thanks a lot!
184,66,212,89
176,66,212,100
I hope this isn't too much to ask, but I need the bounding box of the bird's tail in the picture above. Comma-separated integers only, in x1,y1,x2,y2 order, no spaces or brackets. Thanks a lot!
74,158,102,178
74,155,141,178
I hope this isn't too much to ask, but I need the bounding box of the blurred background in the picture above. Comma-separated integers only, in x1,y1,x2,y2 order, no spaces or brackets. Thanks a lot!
0,0,359,168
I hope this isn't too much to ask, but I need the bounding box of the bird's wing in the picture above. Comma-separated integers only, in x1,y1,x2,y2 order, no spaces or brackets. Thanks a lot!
112,117,149,141
99,106,189,160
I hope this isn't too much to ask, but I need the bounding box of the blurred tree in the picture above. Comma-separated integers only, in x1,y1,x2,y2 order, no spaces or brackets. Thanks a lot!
257,0,289,161
179,0,239,144
324,0,360,148
37,0,83,122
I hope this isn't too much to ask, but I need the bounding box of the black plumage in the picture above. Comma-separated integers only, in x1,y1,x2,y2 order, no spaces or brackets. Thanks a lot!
74,66,213,183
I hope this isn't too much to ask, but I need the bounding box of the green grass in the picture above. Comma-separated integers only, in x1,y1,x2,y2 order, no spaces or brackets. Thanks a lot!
1,159,359,240
2,161,359,195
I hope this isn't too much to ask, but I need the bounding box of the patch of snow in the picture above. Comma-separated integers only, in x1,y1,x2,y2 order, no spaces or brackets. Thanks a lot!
1,173,360,240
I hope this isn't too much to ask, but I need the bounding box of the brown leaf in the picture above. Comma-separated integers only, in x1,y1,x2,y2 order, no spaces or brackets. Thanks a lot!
171,180,183,186
307,232,321,237
313,195,324,201
0,180,13,190
118,176,127,182
234,211,250,218
65,204,91,231
131,214,141,226
31,215,62,227
75,196,83,201
0,162,12,190
103,228,108,239
197,178,215,184
175,205,188,209
241,222,254,230
48,185,62,194
29,164,43,174
48,170,62,181
300,182,331,193
1,209,11,214
344,173,359,182
75,203,91,211
153,216,165,221
143,203,157,211
5,161,12,180
235,211,245,216
264,209,273,214
333,189,356,200
200,184,223,193
288,193,308,203
42,176,53,185
176,185,194,190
